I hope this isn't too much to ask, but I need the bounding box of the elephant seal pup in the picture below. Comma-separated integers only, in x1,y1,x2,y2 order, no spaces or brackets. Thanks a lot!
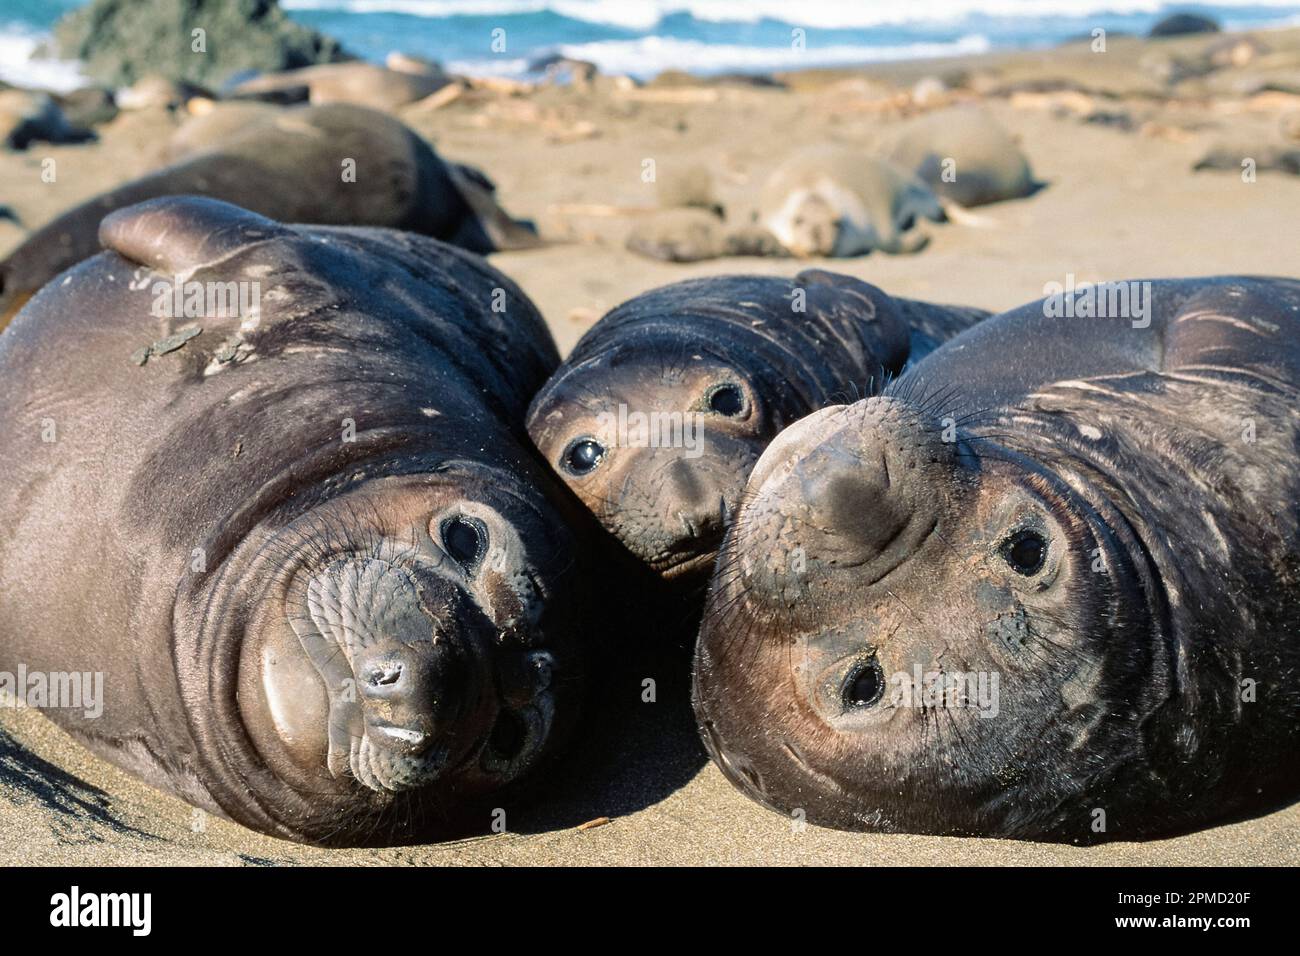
0,103,539,326
0,197,587,846
888,108,1038,207
759,148,944,257
527,272,988,583
696,276,1300,842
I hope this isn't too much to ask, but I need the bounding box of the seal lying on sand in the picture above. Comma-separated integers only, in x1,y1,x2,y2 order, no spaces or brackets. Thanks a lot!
888,108,1038,207
228,62,449,110
695,276,1300,841
527,272,988,583
0,197,587,846
759,149,944,257
0,103,539,326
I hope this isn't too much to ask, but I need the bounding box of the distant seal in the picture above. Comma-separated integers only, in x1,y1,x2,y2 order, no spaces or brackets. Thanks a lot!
759,149,944,257
0,103,539,326
0,197,589,845
696,276,1300,841
888,108,1038,207
229,62,449,110
527,271,988,582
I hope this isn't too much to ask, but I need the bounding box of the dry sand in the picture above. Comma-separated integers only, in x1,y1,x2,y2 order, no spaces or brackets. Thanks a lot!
1,28,1299,865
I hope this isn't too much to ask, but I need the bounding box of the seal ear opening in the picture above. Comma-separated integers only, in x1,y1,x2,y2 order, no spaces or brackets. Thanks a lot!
98,195,289,275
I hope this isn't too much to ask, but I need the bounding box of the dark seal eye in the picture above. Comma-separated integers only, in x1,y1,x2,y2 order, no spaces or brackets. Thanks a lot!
899,212,916,231
441,516,486,568
563,437,605,476
1002,529,1047,576
842,657,885,710
708,383,745,416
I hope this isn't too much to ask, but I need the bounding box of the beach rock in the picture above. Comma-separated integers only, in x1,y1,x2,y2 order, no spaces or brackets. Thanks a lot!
0,90,92,150
1148,13,1220,38
528,54,599,89
52,0,351,88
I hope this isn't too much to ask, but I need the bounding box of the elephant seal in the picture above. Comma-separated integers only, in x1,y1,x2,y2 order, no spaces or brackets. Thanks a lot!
229,62,449,110
527,272,988,583
759,149,944,257
888,108,1038,207
0,103,539,327
695,276,1300,841
0,197,588,845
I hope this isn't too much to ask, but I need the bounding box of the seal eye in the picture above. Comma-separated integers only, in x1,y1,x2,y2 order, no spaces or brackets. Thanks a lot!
708,383,745,417
1001,529,1047,576
899,212,916,231
441,516,486,568
562,437,605,476
842,657,885,710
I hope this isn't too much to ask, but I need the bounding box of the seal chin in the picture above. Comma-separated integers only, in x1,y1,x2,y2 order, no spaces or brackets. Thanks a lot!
351,732,453,793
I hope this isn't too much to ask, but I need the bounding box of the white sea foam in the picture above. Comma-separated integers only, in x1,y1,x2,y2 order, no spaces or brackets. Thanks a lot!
0,25,86,93
284,0,1300,31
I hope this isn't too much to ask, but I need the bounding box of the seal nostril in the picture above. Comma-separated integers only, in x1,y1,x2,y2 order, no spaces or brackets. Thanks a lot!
366,662,403,687
488,710,527,759
842,656,885,709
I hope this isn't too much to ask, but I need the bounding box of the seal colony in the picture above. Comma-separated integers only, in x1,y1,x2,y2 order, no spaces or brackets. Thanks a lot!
0,103,539,325
694,276,1300,842
0,197,588,845
527,272,988,584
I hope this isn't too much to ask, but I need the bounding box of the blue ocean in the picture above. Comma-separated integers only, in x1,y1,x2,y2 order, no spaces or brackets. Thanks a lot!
5,0,1300,90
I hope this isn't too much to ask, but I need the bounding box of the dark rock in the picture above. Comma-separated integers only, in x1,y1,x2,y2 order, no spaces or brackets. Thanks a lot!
1148,13,1221,38
52,0,352,88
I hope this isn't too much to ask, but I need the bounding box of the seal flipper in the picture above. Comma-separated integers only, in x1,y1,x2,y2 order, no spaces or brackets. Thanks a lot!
99,196,292,276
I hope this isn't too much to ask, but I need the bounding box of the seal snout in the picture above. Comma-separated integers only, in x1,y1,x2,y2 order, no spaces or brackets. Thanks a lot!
353,639,466,757
735,398,951,599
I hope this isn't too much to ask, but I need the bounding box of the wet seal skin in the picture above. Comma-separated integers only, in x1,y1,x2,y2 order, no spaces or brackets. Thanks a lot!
695,276,1300,842
527,271,988,585
0,102,540,327
0,197,586,846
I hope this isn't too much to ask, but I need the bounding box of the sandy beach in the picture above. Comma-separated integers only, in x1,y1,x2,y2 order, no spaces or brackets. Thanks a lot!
2,24,1299,865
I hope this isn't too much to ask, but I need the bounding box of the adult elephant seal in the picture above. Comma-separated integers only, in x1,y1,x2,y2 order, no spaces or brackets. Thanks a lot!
888,108,1038,207
527,272,988,584
760,149,944,257
0,103,539,326
695,276,1300,841
0,197,586,846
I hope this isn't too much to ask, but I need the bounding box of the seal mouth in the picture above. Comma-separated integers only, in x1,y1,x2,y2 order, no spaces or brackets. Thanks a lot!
649,542,722,580
350,732,454,793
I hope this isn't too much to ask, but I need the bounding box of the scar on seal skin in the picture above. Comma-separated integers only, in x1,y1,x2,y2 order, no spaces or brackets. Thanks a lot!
527,271,988,585
0,196,588,846
696,276,1300,842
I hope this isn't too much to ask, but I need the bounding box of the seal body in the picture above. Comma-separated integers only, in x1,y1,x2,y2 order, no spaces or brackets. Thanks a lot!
888,108,1037,207
759,149,943,257
0,103,539,325
695,276,1300,841
0,197,585,845
527,271,988,583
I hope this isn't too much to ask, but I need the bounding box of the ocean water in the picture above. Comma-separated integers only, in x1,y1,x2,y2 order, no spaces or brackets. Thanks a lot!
4,0,1300,91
